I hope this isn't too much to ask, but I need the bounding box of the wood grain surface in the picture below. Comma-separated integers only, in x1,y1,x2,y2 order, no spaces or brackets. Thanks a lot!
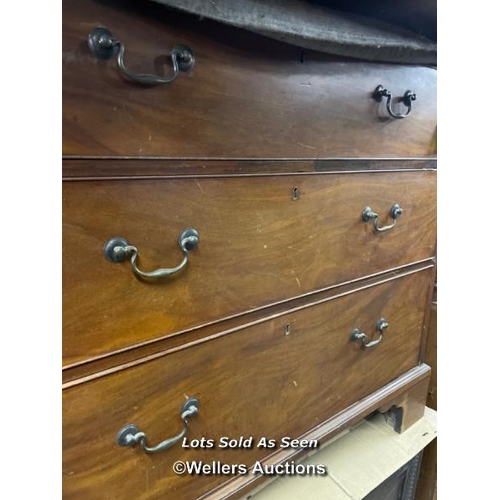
62,170,436,366
62,0,437,159
63,261,434,385
62,269,432,499
62,158,437,179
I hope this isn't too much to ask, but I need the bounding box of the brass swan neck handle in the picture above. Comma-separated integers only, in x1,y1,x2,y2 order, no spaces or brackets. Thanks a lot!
88,27,195,85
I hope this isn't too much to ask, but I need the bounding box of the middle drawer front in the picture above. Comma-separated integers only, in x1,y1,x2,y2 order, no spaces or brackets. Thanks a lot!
63,170,436,365
62,268,433,500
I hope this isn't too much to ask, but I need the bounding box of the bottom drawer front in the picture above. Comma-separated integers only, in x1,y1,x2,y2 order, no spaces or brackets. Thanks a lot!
62,269,432,499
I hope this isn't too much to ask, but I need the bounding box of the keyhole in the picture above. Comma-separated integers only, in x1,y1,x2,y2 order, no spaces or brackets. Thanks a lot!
285,323,291,335
292,187,299,201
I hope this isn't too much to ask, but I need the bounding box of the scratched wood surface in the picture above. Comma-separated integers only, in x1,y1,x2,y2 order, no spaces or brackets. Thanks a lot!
62,0,437,159
62,170,436,367
63,269,433,500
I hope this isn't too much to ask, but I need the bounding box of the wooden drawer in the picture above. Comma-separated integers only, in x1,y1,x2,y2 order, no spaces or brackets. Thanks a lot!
62,268,433,499
62,0,437,159
62,170,436,366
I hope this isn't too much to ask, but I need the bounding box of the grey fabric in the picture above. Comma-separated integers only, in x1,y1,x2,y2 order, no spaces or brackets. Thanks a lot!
150,0,436,64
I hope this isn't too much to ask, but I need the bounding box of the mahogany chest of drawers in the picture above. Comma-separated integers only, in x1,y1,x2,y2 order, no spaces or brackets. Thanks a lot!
62,1,437,498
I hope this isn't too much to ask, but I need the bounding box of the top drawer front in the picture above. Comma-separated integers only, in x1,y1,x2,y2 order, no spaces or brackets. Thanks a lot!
62,170,436,366
62,0,437,159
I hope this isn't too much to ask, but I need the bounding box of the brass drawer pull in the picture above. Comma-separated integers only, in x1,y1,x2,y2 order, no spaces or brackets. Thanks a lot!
373,85,416,119
103,228,199,279
350,318,389,348
116,397,200,454
362,204,403,232
88,27,195,85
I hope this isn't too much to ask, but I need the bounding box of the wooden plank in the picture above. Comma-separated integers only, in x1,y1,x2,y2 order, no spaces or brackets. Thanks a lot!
61,159,437,179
